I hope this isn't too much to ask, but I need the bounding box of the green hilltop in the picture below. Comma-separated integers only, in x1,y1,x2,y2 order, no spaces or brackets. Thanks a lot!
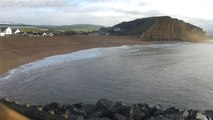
35,24,104,32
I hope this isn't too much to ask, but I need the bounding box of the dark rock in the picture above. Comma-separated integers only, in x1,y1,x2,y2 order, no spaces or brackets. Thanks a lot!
146,104,164,116
154,108,165,116
140,104,156,118
187,110,199,119
186,110,208,120
96,98,114,112
113,113,132,120
100,117,112,120
67,105,87,116
43,106,55,112
87,111,103,119
69,115,84,120
56,106,68,115
61,111,71,119
85,104,96,114
113,102,125,109
204,110,213,119
165,107,181,114
164,109,189,120
86,118,100,120
131,104,146,120
150,115,171,120
165,114,185,120
43,102,62,112
47,102,61,109
74,103,84,109
102,111,114,119
33,105,43,111
115,105,132,117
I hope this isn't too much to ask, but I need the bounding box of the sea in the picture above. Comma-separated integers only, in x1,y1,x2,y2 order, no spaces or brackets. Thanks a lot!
1,40,213,110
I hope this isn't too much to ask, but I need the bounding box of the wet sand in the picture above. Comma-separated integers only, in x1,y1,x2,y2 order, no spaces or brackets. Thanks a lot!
0,35,148,75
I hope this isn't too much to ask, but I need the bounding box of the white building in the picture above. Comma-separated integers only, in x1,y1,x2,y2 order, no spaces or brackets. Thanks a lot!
5,27,12,35
42,33,47,36
14,29,21,34
0,27,21,36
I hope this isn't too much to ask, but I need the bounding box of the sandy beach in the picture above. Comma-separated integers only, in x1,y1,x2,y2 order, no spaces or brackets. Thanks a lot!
0,35,149,75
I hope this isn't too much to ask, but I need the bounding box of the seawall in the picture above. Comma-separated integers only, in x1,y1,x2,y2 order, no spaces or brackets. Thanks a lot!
1,98,212,120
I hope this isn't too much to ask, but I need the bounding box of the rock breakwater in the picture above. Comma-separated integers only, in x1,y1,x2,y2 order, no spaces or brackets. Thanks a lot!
1,98,212,120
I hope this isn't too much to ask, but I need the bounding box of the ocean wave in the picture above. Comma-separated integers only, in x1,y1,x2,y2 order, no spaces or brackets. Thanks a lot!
0,48,103,81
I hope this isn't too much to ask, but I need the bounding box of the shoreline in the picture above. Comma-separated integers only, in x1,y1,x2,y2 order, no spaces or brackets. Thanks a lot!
0,35,145,75
0,35,181,75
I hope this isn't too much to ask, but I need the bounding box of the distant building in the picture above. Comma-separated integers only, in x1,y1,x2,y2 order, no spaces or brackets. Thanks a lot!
47,33,54,37
5,27,12,35
88,32,100,36
0,27,53,37
0,27,12,36
113,27,121,32
14,29,21,34
0,27,21,36
42,33,47,36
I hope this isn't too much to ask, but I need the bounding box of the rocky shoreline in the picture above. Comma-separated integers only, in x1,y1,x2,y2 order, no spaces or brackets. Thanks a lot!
1,98,213,120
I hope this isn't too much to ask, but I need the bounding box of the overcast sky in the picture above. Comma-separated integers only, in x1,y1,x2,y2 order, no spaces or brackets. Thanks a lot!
0,0,213,31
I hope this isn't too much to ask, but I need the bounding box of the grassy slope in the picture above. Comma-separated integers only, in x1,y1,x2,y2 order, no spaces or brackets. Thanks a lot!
112,17,157,36
36,24,104,32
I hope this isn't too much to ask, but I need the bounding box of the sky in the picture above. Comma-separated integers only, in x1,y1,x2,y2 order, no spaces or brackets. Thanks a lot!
0,0,213,32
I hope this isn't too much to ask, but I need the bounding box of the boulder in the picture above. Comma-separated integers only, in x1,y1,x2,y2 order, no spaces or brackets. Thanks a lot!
165,114,185,120
33,105,43,111
186,110,208,120
100,117,112,120
86,111,103,119
165,107,181,114
113,113,132,120
69,115,84,120
204,110,213,119
115,105,132,117
130,104,146,120
196,112,208,120
55,106,68,115
150,115,171,120
67,105,87,116
47,102,62,109
181,110,189,118
86,118,100,120
73,103,84,109
154,108,165,116
96,98,114,112
48,110,55,115
85,104,96,114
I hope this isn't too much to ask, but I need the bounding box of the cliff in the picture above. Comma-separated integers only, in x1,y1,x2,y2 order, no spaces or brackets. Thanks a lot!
101,16,206,41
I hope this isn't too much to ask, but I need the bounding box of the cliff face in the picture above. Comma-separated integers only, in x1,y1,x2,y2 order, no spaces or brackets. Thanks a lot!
140,16,205,41
102,16,206,41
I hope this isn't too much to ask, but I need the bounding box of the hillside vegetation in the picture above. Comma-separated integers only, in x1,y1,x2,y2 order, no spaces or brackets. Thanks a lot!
101,16,206,41
36,24,103,32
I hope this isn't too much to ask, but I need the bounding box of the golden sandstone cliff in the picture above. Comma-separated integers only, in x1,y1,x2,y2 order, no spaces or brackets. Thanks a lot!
101,16,206,41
